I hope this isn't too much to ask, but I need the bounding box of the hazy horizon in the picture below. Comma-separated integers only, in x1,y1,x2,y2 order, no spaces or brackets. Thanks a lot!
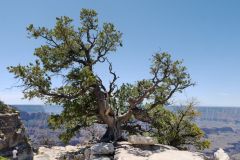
11,104,240,108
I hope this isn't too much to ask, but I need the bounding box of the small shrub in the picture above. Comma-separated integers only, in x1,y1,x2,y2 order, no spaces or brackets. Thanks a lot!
0,101,8,112
150,102,210,150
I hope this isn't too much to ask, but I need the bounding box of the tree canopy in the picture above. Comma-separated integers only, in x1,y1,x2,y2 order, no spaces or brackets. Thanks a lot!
8,8,209,150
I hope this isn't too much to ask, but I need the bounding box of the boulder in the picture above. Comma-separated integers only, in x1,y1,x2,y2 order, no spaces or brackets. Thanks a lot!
83,143,115,160
214,148,230,160
128,135,157,145
90,142,114,155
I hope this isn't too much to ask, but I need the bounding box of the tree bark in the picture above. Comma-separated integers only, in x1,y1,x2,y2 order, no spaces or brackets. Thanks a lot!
100,120,122,142
93,85,123,142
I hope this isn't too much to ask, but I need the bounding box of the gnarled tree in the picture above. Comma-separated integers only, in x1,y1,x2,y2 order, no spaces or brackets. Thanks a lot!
8,9,194,143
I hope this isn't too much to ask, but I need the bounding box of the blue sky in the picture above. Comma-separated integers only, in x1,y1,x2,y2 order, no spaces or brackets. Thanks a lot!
0,0,240,106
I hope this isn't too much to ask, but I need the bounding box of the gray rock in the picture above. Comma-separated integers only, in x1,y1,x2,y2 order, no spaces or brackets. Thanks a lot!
128,135,157,145
34,154,51,160
114,142,205,160
92,155,112,160
84,148,91,160
75,154,85,160
214,148,230,160
90,143,114,155
36,145,84,160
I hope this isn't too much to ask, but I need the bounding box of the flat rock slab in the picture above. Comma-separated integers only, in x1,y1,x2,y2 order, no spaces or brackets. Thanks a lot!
34,154,51,160
149,150,204,160
34,145,83,160
91,142,114,155
128,135,157,145
114,142,204,160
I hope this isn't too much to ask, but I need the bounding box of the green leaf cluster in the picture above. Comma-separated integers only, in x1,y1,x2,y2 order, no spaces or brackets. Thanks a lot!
149,103,210,150
48,92,98,143
8,9,122,143
0,100,8,112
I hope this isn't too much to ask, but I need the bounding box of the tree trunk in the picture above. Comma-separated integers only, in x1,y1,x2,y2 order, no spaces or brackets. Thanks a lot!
100,120,122,142
93,85,123,142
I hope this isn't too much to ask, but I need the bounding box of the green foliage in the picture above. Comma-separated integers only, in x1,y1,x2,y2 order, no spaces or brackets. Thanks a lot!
0,100,7,112
150,102,210,150
8,8,122,101
48,92,98,143
0,100,15,113
8,8,122,143
113,52,194,119
0,156,9,160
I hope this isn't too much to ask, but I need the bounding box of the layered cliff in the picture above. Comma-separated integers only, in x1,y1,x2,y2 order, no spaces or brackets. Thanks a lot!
0,102,33,160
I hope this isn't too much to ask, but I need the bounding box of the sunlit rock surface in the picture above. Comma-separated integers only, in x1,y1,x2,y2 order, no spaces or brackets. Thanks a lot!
0,106,33,160
128,135,158,145
34,142,208,160
214,148,230,160
114,142,205,160
34,145,83,160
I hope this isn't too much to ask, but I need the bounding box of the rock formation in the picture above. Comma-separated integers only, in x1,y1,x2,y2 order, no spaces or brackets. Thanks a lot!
34,136,208,160
114,140,206,160
214,148,230,160
128,135,157,145
34,145,84,160
0,102,33,160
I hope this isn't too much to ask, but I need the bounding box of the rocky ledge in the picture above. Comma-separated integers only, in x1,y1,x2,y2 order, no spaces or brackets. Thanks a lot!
34,136,213,160
34,136,230,160
115,141,205,160
0,104,33,160
35,142,206,160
